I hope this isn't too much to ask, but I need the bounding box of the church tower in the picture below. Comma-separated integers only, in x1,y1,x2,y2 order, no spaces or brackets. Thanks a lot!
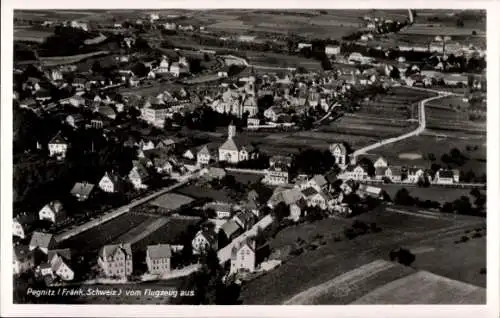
228,122,236,139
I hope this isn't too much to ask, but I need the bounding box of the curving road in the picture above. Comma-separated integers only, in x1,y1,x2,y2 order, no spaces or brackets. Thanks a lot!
351,89,457,161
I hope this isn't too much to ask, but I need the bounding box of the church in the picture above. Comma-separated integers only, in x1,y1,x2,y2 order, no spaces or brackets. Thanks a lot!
218,123,259,164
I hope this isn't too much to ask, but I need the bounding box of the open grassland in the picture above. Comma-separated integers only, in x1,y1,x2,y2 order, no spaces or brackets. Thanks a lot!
111,216,169,246
39,51,111,67
14,28,52,43
58,213,159,252
241,205,484,304
400,24,485,37
352,270,485,304
245,51,322,71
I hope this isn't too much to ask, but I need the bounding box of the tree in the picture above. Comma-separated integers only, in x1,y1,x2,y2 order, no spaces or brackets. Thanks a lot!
389,67,400,79
131,62,148,78
321,57,333,70
217,229,229,249
189,59,203,74
92,61,102,74
389,248,416,266
296,66,308,74
228,65,244,77
272,202,290,221
394,188,414,206
427,152,436,161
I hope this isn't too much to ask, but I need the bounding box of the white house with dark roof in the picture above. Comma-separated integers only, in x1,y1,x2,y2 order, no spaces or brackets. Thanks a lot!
385,166,403,182
230,237,256,274
128,162,150,189
339,165,368,181
205,202,233,219
146,244,172,275
434,169,455,184
329,143,348,169
373,156,388,169
98,243,133,278
197,144,218,166
99,171,123,193
29,232,56,255
39,200,65,224
48,131,68,159
192,230,218,255
46,249,74,281
406,167,426,183
13,245,34,275
301,175,328,193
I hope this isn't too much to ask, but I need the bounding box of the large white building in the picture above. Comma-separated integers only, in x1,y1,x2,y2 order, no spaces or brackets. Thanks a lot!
218,124,258,164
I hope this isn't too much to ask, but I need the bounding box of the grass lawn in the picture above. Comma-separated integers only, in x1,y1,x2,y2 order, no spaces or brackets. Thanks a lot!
175,185,234,202
227,171,264,185
379,184,474,204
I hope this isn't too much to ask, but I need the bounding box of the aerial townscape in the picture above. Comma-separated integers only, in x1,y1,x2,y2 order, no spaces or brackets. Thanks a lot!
12,9,487,305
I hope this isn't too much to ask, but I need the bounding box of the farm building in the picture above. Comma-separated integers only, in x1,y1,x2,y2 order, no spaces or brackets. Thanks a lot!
146,244,172,275
98,243,133,278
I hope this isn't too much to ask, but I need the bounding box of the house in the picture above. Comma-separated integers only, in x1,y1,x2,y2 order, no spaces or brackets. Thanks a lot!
206,202,233,219
452,169,460,183
244,198,260,217
47,249,74,281
434,169,454,184
263,106,284,122
169,62,189,77
98,104,117,120
39,200,65,224
233,210,255,231
230,237,256,274
200,167,226,181
268,187,305,208
70,182,95,201
13,216,30,239
192,230,218,254
289,199,308,222
242,95,259,117
385,166,403,182
128,163,150,190
406,167,425,183
13,245,34,275
301,175,328,193
269,155,292,168
65,114,85,129
35,89,52,102
146,244,172,275
218,123,258,164
156,138,177,152
29,232,55,255
325,45,341,56
220,219,242,241
98,243,133,278
156,58,170,74
375,167,388,180
373,156,388,169
356,184,383,199
247,117,261,127
298,43,312,50
340,165,368,181
197,144,217,166
340,180,356,195
98,171,123,193
263,164,289,186
329,143,348,168
153,157,174,174
48,131,68,159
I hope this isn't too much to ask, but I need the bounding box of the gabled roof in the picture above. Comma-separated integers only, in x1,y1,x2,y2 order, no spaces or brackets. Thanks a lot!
147,244,172,259
325,170,338,184
311,174,328,188
386,166,403,177
375,167,388,176
206,202,232,213
195,230,217,245
48,248,72,262
29,232,54,249
99,243,132,260
302,187,318,197
247,190,259,202
70,182,95,198
245,198,259,211
231,237,256,259
14,245,32,261
102,171,122,184
49,131,67,145
221,220,241,238
234,210,255,226
438,169,454,178
219,138,239,152
40,200,64,214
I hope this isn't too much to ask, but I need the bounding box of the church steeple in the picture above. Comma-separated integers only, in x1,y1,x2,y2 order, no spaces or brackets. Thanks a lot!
228,121,236,139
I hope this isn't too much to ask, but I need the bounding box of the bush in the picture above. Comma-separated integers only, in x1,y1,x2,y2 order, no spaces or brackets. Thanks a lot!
389,248,416,266
472,232,483,238
479,268,486,275
290,247,304,256
343,228,357,240
333,236,342,242
460,236,470,243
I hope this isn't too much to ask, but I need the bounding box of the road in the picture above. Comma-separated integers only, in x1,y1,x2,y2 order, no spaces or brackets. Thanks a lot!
351,89,456,160
314,102,341,126
55,172,198,242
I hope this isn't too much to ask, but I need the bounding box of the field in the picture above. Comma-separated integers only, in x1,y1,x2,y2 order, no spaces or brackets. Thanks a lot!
352,270,485,304
39,51,111,67
175,185,235,203
241,205,485,304
14,27,52,43
58,213,159,252
373,134,486,175
132,217,201,252
425,96,486,136
149,193,195,211
379,185,474,203
245,51,322,71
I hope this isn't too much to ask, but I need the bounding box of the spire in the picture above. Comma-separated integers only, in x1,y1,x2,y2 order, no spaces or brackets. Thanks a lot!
228,121,236,139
